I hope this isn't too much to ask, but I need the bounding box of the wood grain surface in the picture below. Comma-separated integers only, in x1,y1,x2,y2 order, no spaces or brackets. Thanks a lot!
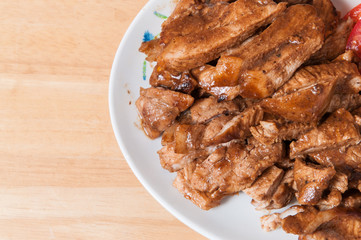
0,1,205,239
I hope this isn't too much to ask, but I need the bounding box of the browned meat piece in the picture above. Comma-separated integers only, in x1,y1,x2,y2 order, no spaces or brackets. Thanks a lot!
290,109,361,158
173,161,223,210
159,0,229,45
180,140,284,206
261,80,336,123
251,120,315,145
308,18,354,64
189,96,240,124
294,158,336,205
139,38,164,62
330,171,349,193
261,205,307,232
326,94,361,113
341,192,361,209
149,66,198,94
312,0,339,38
157,0,287,72
262,61,361,123
263,169,295,210
198,4,324,99
158,143,208,172
274,61,361,97
284,207,361,240
173,124,206,154
243,166,284,202
309,144,361,174
317,189,342,210
190,144,248,195
203,105,263,145
202,114,235,144
135,87,194,139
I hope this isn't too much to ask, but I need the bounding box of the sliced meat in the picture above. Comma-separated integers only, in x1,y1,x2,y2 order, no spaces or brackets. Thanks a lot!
261,79,336,123
308,18,354,64
262,61,361,123
159,0,229,45
341,192,361,209
261,205,309,232
263,169,295,210
317,189,342,210
326,93,361,113
173,161,224,210
309,144,361,173
158,143,208,172
157,0,287,72
136,87,194,139
203,105,263,145
189,96,240,124
198,5,324,99
149,66,198,94
251,120,315,145
284,207,361,239
274,61,361,97
233,141,284,190
243,166,284,202
312,0,339,37
202,114,235,144
190,143,247,194
173,124,206,154
139,38,164,62
290,108,361,158
294,158,336,205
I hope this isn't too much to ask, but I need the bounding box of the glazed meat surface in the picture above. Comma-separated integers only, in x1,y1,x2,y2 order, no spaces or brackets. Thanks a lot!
157,0,287,72
198,4,324,99
136,87,194,138
290,108,361,158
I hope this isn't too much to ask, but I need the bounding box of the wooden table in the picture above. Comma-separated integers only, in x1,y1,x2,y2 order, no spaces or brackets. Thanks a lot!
0,1,205,239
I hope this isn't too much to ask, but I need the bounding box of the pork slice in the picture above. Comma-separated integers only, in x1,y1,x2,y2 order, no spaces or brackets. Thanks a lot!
173,164,223,210
317,189,342,211
149,66,198,94
290,108,361,158
309,144,361,173
312,0,339,37
158,143,208,172
261,79,336,123
274,61,361,97
326,94,361,113
238,5,324,99
159,0,229,45
294,158,336,205
204,105,263,145
190,143,248,194
263,169,295,210
294,208,361,240
308,18,354,65
198,4,324,99
341,192,361,209
233,141,284,190
189,96,240,124
243,166,284,202
251,120,315,145
157,0,287,72
136,87,194,139
139,38,164,62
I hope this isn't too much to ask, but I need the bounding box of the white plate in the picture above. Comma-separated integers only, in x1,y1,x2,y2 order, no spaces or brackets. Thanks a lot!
109,1,360,239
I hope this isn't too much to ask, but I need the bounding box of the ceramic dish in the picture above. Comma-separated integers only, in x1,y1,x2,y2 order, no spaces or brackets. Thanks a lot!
109,0,359,239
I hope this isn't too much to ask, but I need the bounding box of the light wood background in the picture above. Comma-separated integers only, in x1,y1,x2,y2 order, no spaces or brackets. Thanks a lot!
0,1,205,239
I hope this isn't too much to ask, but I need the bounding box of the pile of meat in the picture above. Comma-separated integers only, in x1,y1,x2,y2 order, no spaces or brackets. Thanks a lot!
136,0,361,239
